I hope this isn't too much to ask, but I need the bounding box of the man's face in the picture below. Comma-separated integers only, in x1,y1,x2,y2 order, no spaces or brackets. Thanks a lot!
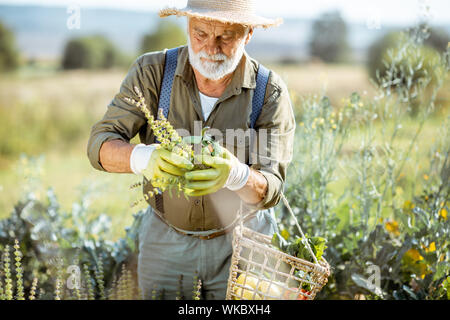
187,17,253,80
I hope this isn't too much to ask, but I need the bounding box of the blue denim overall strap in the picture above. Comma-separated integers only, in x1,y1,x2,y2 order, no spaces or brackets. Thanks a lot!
157,47,180,120
154,48,271,215
250,64,270,129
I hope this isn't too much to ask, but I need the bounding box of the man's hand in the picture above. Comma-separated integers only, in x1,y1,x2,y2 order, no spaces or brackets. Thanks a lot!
142,145,194,189
184,146,248,196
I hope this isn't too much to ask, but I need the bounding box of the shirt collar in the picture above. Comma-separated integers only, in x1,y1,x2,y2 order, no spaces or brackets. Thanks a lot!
176,46,257,91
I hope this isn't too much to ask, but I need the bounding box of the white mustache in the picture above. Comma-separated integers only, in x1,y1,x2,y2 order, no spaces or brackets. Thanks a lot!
197,51,227,62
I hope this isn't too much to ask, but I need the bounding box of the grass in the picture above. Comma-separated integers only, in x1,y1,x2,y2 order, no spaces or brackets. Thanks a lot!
268,62,377,105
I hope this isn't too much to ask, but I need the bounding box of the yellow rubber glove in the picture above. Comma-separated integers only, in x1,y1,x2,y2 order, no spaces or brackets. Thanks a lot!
184,146,241,197
142,145,194,190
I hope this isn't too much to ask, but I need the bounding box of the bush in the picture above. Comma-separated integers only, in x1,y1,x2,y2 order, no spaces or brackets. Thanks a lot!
367,26,450,83
308,11,350,63
0,21,19,72
140,21,186,54
366,26,448,116
61,35,123,70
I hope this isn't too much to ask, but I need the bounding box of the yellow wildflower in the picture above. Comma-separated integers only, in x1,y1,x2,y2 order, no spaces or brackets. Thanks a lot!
404,249,424,262
280,229,290,241
427,242,436,253
403,249,430,279
422,242,436,253
418,264,431,279
439,207,448,220
385,220,400,236
423,174,429,181
403,200,415,213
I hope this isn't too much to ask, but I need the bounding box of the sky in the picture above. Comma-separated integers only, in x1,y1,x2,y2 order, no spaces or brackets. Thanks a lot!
1,0,449,26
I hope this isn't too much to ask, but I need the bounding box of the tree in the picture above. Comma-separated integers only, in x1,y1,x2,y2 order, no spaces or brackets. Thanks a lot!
309,11,350,63
424,26,450,53
140,21,186,54
0,21,20,72
61,35,123,70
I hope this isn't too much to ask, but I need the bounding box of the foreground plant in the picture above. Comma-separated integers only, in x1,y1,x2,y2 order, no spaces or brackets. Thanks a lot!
125,86,219,202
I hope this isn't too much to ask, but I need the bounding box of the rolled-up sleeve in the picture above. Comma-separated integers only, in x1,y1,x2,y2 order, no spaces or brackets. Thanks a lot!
87,56,153,171
249,71,296,209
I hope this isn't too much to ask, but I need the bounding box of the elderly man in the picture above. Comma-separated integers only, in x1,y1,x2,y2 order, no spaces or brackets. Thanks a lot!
87,0,295,300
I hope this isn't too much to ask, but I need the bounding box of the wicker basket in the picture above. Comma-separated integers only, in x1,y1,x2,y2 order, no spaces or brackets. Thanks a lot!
226,195,331,300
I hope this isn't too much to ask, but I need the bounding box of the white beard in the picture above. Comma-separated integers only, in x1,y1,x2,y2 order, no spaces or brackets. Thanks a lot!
187,33,247,81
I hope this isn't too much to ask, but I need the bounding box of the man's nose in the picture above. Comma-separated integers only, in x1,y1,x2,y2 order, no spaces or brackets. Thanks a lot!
204,37,221,56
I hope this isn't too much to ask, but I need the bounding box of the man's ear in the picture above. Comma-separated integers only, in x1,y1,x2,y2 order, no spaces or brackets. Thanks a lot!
244,27,254,45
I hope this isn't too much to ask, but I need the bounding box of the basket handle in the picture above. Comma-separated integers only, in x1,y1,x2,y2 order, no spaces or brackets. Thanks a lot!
280,193,319,265
237,192,319,265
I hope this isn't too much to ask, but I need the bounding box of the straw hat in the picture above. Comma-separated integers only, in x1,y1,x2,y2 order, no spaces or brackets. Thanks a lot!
159,0,283,28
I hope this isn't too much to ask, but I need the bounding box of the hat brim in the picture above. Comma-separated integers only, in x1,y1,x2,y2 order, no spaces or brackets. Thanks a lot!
159,7,283,29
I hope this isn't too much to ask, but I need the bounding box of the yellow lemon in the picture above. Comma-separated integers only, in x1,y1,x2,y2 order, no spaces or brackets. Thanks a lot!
236,273,259,289
257,280,284,300
233,285,261,300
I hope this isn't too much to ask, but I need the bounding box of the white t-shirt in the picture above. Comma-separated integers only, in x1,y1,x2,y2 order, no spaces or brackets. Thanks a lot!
199,91,219,121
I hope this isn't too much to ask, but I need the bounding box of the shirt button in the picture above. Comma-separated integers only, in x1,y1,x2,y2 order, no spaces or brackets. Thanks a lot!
194,199,201,206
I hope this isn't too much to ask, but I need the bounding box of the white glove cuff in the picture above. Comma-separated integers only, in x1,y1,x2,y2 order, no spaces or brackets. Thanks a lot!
226,162,250,191
130,143,156,175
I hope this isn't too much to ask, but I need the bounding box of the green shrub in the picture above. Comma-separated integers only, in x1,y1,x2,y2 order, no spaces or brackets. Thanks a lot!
61,35,123,70
0,21,19,72
366,26,448,116
140,21,186,54
367,26,449,83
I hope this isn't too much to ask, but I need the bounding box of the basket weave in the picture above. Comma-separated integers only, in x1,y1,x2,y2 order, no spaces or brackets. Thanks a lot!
226,195,331,300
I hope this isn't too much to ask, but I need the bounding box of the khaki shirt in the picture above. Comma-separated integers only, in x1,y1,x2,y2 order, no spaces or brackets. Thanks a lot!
87,45,295,232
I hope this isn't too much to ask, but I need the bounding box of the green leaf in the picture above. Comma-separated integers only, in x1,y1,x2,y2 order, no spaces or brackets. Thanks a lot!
271,233,288,252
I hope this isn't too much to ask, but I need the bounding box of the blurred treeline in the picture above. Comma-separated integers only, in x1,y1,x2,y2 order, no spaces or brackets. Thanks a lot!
1,11,449,74
0,11,449,163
